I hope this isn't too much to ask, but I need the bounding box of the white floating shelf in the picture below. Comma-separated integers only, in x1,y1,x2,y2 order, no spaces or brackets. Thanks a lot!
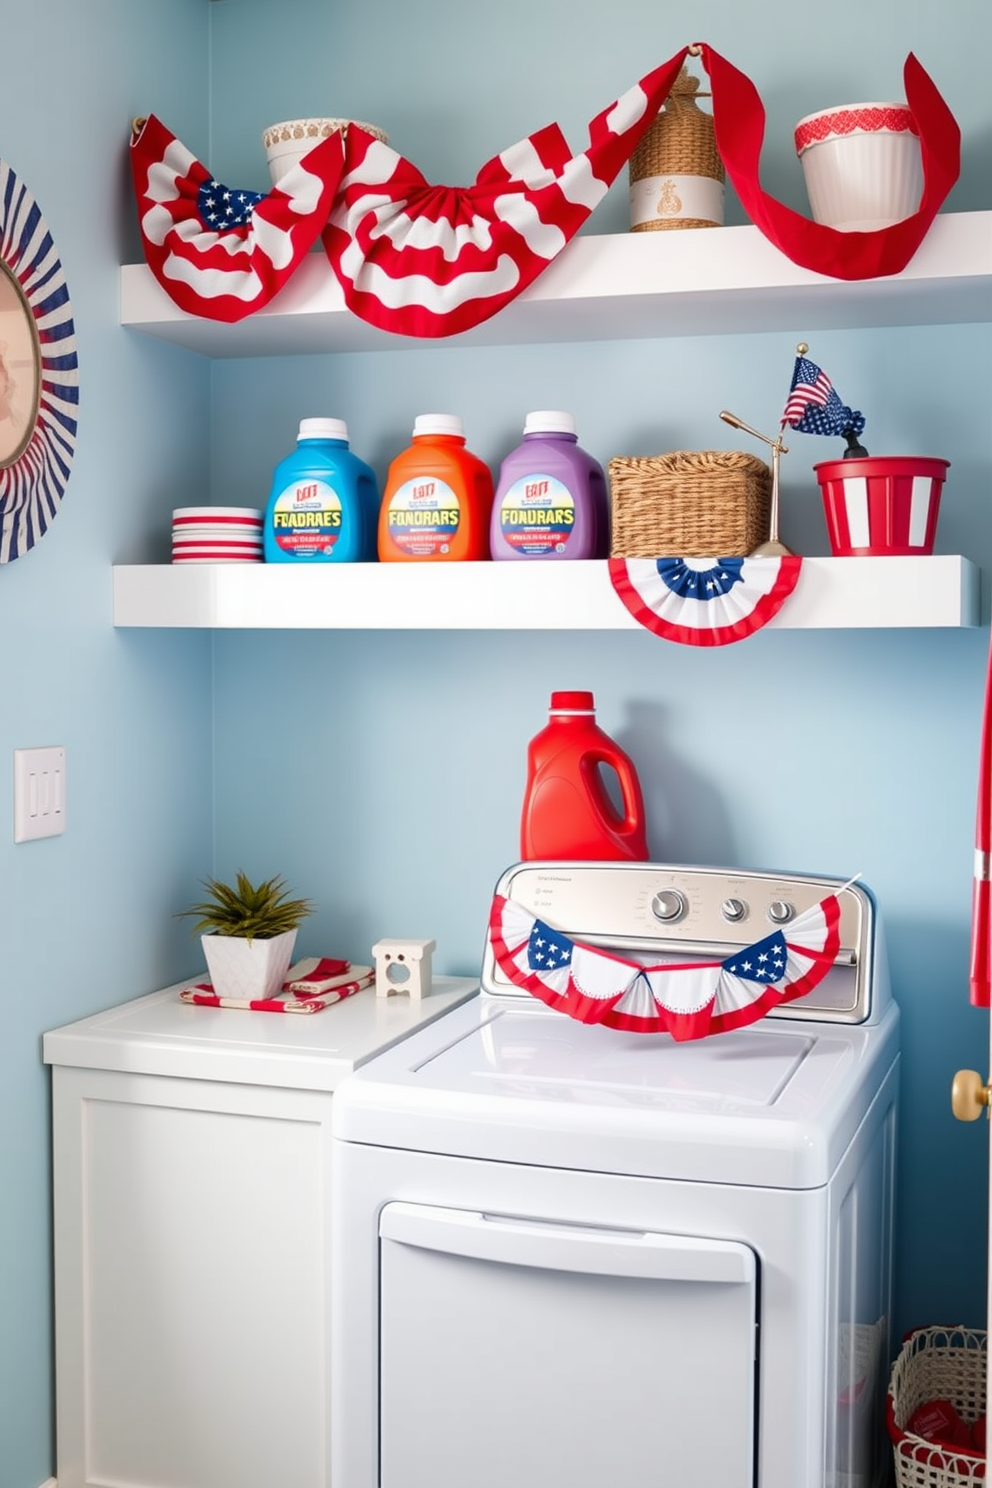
112,557,980,631
119,212,992,358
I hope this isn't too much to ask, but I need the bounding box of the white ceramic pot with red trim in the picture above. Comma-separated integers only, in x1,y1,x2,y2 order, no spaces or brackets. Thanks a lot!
795,103,923,231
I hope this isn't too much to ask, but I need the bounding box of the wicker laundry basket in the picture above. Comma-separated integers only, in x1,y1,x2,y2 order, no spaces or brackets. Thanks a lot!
608,449,772,557
887,1326,987,1488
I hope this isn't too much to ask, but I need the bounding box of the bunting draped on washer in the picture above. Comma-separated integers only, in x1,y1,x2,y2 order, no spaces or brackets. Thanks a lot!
488,886,843,1042
129,44,959,337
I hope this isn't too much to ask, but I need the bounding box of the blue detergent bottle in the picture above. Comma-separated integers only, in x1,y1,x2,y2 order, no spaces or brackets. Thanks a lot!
264,418,379,563
489,411,609,560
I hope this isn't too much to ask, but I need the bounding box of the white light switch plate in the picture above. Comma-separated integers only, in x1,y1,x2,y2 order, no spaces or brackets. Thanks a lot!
14,746,66,842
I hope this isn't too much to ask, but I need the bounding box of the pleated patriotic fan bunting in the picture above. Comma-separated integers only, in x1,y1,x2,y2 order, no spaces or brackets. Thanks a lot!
130,50,689,334
608,554,802,645
319,51,688,338
488,886,843,1041
130,114,348,323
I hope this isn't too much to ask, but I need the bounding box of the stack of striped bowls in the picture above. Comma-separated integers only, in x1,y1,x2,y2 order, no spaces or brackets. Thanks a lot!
172,507,264,563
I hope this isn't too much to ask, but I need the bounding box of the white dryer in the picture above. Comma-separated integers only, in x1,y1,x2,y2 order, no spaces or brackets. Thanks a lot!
331,862,900,1488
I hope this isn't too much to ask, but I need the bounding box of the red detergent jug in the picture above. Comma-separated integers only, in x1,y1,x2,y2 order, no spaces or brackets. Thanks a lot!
520,691,649,861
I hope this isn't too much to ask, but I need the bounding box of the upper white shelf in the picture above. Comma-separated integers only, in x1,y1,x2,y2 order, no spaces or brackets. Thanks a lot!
112,556,980,630
119,211,992,358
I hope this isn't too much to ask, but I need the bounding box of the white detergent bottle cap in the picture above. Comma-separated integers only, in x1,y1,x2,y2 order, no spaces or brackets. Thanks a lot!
413,413,464,438
298,417,349,442
524,410,576,436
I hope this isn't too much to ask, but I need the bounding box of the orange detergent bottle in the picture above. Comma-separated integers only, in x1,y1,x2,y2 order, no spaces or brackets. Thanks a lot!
520,691,649,861
377,414,494,561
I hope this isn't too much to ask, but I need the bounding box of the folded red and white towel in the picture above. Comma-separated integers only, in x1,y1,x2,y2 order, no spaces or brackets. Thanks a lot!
179,957,374,1013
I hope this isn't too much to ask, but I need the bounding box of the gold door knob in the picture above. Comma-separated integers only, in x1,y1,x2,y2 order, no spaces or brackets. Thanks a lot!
951,1069,991,1121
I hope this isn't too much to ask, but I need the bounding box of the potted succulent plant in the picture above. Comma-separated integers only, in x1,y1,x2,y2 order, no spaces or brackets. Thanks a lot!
179,871,314,1001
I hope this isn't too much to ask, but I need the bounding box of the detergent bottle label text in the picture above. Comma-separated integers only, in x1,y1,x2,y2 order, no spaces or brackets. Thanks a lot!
499,474,575,555
387,477,460,556
272,480,343,556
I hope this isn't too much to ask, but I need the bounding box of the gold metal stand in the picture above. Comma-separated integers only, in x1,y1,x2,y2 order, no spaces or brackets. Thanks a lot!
719,410,793,557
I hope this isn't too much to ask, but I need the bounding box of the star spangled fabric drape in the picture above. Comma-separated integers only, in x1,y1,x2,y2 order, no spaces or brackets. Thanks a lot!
129,45,958,335
488,889,842,1041
608,555,802,645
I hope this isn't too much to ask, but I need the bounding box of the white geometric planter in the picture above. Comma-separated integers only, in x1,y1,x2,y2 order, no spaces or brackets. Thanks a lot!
201,930,297,1001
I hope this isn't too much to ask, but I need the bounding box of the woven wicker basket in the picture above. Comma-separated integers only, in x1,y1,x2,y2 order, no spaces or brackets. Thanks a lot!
887,1327,987,1488
608,449,772,557
628,65,725,231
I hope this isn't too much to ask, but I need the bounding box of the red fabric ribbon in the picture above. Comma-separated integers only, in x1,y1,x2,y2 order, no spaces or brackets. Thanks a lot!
701,44,960,281
970,634,992,1007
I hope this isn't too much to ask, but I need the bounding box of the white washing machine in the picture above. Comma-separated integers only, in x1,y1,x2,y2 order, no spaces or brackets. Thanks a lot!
330,862,900,1488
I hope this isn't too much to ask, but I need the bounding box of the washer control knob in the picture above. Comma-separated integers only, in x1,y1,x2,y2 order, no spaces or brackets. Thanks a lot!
768,900,794,925
651,889,687,924
721,897,748,923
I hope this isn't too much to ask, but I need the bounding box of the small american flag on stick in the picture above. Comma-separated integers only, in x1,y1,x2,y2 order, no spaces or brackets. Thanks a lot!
781,346,866,443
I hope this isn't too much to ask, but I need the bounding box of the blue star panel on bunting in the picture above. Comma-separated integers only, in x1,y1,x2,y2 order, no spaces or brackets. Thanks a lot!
656,557,745,598
722,930,788,983
196,178,263,229
527,918,574,972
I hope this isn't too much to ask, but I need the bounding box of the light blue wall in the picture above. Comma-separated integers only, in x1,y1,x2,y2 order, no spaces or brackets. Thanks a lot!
206,0,992,1364
0,1,989,1484
0,5,216,1485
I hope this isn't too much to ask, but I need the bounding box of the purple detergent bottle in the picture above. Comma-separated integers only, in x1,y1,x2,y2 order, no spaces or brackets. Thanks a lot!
489,411,609,560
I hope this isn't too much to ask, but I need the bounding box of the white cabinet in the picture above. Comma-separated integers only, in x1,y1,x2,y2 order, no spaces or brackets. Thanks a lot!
114,212,991,633
44,977,477,1488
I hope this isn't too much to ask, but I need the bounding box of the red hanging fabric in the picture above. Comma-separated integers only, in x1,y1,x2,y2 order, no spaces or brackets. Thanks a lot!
701,44,960,281
969,634,992,1007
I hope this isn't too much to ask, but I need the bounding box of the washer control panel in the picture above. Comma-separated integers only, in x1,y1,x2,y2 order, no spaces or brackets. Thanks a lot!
483,861,878,1022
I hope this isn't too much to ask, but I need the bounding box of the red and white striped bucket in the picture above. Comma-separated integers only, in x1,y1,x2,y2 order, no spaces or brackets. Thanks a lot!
814,455,949,557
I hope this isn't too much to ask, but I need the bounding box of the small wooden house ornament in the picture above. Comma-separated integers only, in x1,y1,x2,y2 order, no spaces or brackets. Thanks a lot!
372,938,436,1001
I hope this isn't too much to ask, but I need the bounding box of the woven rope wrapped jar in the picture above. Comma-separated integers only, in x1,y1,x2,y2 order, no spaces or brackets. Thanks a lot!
628,66,725,231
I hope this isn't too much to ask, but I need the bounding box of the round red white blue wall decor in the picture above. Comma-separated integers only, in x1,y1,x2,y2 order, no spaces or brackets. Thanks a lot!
0,159,79,563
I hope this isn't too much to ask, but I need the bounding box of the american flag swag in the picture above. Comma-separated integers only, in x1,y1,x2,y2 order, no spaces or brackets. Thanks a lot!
0,159,79,563
130,47,960,336
130,114,348,323
320,50,688,338
488,891,842,1041
782,355,866,439
608,555,802,645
